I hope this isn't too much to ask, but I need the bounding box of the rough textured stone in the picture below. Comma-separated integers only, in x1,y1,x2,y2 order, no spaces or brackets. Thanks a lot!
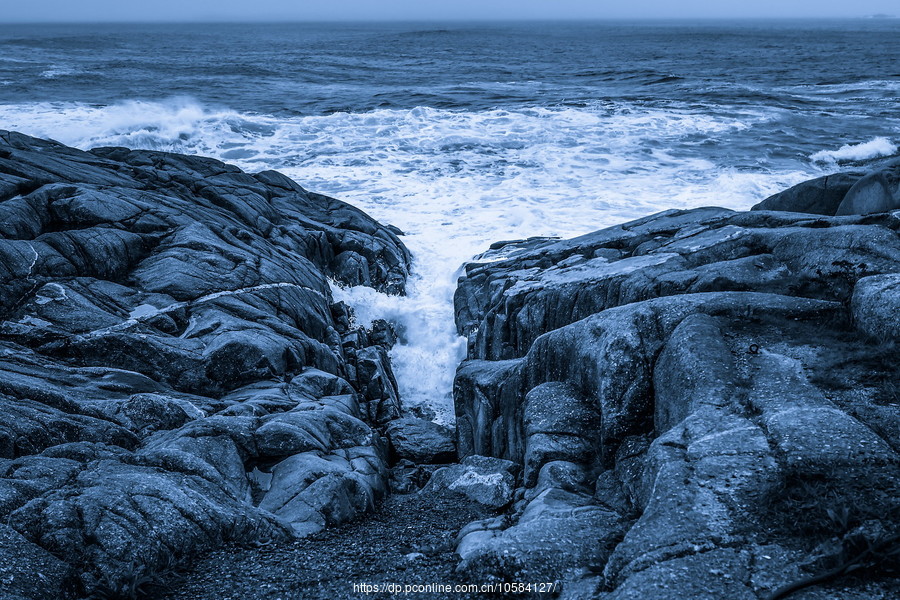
458,486,627,584
452,197,900,597
385,417,456,464
852,273,900,342
0,131,411,598
455,207,900,362
522,382,600,486
653,313,736,434
0,524,75,600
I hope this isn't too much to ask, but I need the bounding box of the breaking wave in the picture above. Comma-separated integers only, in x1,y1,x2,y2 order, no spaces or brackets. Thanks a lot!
0,97,835,421
810,136,898,164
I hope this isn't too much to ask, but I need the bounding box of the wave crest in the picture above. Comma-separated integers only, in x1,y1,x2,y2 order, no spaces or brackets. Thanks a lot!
810,137,898,164
0,97,819,422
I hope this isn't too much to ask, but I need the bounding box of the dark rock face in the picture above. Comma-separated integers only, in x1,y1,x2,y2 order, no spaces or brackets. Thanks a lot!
837,167,900,216
385,417,456,464
0,131,411,597
751,171,863,215
752,158,900,216
453,196,900,595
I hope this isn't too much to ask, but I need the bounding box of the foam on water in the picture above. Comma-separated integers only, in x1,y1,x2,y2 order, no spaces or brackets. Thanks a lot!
0,98,826,422
39,66,81,79
810,136,898,164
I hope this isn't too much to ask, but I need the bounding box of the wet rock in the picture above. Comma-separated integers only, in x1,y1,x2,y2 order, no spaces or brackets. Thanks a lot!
593,469,632,515
424,455,517,509
603,406,778,585
0,130,410,598
453,192,900,597
454,358,523,463
752,171,861,215
349,345,402,424
836,168,900,215
332,250,372,287
386,417,456,464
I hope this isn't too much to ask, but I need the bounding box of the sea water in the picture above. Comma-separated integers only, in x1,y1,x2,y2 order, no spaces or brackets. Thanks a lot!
1,20,898,421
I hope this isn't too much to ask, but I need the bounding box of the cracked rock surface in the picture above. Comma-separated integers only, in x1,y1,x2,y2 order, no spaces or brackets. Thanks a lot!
0,130,411,599
453,176,900,597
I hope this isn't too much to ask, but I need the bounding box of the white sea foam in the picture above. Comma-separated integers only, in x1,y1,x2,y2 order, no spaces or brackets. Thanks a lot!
787,79,900,95
38,66,81,79
810,137,898,164
0,98,822,422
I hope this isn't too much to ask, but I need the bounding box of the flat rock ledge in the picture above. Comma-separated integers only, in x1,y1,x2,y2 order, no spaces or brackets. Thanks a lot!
453,165,900,598
0,131,411,599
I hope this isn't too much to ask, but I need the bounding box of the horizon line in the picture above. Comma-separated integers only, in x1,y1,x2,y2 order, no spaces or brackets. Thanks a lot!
0,15,897,26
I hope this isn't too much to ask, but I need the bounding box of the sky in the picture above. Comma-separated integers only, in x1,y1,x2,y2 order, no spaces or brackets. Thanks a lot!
0,0,897,23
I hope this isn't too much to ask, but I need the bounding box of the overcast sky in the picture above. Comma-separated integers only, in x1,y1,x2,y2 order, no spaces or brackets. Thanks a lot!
1,0,897,23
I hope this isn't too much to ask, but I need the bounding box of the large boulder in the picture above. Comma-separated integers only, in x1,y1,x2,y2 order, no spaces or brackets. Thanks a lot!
752,171,861,215
385,417,456,464
836,168,900,216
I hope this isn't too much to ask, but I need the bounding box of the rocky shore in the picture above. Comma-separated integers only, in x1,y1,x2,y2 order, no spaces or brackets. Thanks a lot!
0,130,411,598
1,130,899,599
452,157,900,598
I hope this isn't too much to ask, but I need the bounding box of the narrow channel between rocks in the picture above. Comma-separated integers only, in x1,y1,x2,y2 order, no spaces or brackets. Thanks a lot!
1,131,899,600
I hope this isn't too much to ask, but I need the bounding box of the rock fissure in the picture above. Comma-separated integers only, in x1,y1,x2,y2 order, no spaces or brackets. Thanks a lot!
2,132,899,599
447,160,900,599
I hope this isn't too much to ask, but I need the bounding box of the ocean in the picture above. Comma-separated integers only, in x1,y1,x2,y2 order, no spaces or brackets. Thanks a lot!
1,19,898,420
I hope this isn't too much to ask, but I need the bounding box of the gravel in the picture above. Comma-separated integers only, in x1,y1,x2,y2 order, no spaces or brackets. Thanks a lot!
158,490,491,600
